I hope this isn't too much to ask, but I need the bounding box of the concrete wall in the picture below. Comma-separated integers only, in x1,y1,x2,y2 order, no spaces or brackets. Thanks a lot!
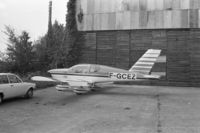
76,0,200,31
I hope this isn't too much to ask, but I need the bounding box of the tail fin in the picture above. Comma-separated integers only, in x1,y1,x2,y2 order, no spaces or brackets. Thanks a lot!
129,49,161,74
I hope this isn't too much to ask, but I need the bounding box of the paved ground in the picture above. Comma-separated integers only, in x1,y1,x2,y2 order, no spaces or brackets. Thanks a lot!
0,84,200,133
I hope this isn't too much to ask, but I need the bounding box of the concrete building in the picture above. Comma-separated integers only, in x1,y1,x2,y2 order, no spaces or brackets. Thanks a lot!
75,0,200,86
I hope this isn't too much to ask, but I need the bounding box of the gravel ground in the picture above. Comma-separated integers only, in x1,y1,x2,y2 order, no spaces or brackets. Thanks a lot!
0,84,200,133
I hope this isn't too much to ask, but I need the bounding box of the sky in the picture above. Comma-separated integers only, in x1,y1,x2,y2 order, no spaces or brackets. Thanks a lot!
0,0,68,52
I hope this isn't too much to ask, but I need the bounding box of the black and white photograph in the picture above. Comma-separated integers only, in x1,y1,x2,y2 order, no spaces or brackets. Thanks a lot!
0,0,200,132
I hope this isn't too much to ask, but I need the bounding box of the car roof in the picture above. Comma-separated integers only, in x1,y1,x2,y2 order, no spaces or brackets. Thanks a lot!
0,73,15,76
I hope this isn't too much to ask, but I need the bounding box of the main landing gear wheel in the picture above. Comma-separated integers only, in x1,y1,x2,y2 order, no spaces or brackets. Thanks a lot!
0,94,3,104
25,89,33,99
75,92,83,95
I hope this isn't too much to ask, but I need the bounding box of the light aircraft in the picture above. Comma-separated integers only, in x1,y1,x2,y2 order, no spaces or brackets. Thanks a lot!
31,49,162,94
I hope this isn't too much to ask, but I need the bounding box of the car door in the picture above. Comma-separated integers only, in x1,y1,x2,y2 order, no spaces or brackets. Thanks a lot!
0,75,13,99
7,74,25,97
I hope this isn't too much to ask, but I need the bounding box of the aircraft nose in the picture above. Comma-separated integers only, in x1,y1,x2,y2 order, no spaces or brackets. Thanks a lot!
48,69,55,73
48,69,69,74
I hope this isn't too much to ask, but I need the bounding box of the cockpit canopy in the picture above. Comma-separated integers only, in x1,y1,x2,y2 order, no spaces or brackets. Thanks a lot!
68,64,127,74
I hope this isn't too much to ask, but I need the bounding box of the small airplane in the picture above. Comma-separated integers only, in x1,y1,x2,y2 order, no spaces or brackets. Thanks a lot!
31,49,162,94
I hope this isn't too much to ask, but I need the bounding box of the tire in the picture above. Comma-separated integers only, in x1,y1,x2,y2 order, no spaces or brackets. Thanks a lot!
75,92,83,95
0,94,3,104
25,89,33,99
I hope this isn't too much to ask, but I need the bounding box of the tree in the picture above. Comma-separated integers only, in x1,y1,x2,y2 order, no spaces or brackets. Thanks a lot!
34,20,67,70
4,26,34,74
65,0,84,67
49,20,66,68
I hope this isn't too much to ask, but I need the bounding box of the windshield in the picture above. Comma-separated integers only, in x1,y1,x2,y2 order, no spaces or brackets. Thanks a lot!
68,64,90,73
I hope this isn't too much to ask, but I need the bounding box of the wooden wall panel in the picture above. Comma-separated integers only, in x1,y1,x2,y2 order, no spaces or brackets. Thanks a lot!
84,33,96,49
152,30,167,49
81,33,96,64
190,0,200,9
189,30,200,83
167,30,190,82
96,32,116,66
130,30,152,51
115,31,130,69
81,29,200,86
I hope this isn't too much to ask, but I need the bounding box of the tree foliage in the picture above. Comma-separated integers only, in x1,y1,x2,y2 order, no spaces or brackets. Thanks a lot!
3,26,34,74
1,0,84,74
34,20,67,70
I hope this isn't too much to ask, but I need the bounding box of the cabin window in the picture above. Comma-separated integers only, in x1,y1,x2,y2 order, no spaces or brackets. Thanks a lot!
69,65,89,73
89,65,100,73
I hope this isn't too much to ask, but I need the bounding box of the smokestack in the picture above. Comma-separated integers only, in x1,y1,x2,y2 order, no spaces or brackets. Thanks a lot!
48,1,52,31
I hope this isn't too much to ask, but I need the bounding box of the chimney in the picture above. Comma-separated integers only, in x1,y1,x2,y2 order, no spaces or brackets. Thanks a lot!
48,1,52,31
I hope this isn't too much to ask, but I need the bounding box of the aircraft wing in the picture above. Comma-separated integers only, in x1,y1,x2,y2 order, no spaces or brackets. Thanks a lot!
31,76,91,83
31,76,92,86
31,76,57,82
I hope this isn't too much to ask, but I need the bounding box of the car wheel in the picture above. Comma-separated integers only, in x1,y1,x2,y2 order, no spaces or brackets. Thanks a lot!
0,94,3,104
25,89,33,99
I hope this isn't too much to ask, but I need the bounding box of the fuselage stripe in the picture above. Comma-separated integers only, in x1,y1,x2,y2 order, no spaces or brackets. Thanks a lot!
50,73,109,78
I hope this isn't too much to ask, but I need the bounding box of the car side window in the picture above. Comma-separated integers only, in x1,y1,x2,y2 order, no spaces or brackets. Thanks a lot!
0,75,9,84
8,75,22,83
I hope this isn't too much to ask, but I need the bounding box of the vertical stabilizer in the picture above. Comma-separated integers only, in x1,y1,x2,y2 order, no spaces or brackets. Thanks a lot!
129,49,161,74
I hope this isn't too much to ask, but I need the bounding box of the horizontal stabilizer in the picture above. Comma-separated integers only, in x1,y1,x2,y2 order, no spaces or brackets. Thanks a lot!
31,76,56,82
142,74,161,79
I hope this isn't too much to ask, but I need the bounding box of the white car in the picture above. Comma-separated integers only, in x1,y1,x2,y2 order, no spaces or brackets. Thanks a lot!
0,73,36,103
